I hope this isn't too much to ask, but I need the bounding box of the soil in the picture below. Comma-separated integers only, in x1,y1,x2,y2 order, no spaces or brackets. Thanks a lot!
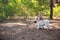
0,19,60,40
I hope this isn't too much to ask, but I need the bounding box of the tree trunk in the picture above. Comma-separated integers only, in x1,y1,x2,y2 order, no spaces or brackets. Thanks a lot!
56,0,58,3
50,0,54,19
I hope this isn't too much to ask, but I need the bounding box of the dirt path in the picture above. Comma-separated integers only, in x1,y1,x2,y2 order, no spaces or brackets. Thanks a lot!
0,20,60,40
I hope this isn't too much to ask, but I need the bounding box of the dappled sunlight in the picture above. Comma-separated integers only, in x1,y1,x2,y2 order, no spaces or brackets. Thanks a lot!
0,22,27,27
0,0,60,40
0,22,29,39
0,19,60,40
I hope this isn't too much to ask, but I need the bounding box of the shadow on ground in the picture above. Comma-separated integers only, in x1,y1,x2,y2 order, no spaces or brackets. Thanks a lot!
0,22,60,40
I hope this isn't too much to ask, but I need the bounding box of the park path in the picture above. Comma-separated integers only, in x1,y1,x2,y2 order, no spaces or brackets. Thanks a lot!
0,19,60,40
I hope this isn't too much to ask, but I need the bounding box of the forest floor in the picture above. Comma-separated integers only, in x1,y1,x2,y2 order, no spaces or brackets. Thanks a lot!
0,19,60,40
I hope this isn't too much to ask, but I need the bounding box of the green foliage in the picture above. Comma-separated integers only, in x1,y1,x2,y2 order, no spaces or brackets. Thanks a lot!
53,4,60,17
0,0,18,19
1,0,60,20
0,0,9,5
18,0,49,17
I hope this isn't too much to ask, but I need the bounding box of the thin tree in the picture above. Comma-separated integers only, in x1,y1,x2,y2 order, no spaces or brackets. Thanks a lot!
50,0,54,19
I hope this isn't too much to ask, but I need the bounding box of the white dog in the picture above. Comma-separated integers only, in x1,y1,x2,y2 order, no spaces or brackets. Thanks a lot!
35,15,50,29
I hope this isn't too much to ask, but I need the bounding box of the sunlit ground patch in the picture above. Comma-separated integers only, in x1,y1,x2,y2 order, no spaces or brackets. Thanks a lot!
0,23,27,27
